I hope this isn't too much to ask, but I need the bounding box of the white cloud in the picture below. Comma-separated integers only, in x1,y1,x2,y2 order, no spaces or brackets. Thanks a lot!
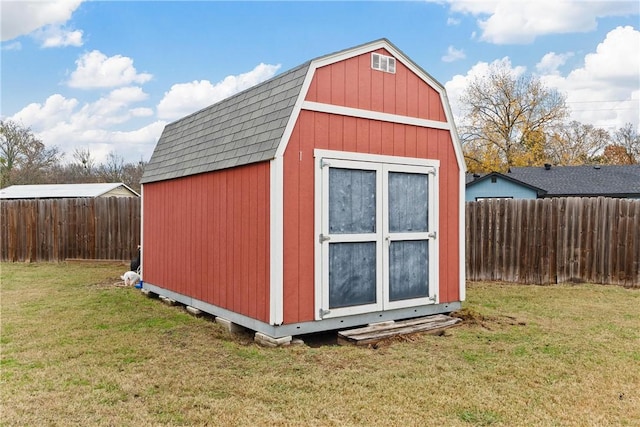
10,94,79,128
446,26,640,132
447,17,460,26
8,88,162,164
108,87,149,104
68,50,153,89
130,108,154,118
576,25,639,83
6,62,283,163
535,52,574,75
1,41,22,51
35,26,83,48
157,63,281,120
442,45,466,63
436,0,639,44
1,0,85,45
541,26,640,130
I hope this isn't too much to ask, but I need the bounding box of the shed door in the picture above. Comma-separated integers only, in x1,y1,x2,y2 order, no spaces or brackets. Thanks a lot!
318,156,438,320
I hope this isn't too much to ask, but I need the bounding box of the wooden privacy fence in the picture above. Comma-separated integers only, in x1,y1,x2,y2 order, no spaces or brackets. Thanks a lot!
466,197,640,287
3,195,639,287
1,197,140,262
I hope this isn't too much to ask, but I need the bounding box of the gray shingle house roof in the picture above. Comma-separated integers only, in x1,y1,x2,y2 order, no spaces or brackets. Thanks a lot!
508,164,640,198
141,62,311,184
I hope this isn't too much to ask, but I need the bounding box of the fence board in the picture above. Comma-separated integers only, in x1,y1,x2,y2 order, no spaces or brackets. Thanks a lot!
467,197,640,287
1,197,140,262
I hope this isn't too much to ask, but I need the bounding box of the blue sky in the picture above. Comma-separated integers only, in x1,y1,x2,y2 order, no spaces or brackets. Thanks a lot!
1,1,639,164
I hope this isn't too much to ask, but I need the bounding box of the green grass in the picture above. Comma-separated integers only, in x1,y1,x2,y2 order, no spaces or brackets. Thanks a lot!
1,263,639,426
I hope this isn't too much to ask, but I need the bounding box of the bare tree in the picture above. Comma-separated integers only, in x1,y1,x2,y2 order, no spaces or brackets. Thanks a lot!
98,151,126,183
121,159,146,193
0,122,148,188
0,120,60,186
459,64,568,172
546,121,611,165
1,120,32,186
609,123,639,164
73,147,95,173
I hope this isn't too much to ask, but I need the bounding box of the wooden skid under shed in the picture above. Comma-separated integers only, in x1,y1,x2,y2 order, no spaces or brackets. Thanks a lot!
338,314,462,346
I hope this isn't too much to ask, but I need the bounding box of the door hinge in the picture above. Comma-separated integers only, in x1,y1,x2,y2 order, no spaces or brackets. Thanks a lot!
429,294,437,302
319,308,331,318
319,234,331,243
320,159,331,168
428,231,437,239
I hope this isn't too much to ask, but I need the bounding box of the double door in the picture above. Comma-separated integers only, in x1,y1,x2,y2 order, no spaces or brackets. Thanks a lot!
317,153,438,319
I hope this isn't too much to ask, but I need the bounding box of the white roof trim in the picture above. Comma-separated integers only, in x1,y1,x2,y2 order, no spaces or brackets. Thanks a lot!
274,63,317,158
302,101,451,130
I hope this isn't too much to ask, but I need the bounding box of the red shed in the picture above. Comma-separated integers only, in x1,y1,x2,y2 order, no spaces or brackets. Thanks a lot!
140,39,466,342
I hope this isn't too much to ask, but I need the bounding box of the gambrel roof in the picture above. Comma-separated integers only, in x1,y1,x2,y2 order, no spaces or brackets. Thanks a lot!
142,38,463,184
141,62,310,184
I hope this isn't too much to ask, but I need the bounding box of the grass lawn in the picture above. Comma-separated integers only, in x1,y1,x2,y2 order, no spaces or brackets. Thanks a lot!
1,262,639,426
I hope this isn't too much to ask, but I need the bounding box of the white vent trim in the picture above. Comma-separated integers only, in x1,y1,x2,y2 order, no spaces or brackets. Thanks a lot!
371,52,396,74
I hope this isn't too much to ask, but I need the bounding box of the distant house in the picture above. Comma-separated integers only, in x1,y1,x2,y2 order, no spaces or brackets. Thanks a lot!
0,183,140,199
466,164,640,201
465,172,546,201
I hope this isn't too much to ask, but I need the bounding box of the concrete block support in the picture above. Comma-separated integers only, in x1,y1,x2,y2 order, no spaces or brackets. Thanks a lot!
185,306,202,317
159,295,177,306
215,317,246,333
254,332,292,347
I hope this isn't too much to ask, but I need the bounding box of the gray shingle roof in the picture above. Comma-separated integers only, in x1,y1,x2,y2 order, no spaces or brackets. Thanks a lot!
141,61,310,184
508,165,640,197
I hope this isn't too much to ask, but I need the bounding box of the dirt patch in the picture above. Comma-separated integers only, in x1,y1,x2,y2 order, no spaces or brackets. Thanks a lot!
451,308,526,330
368,332,427,349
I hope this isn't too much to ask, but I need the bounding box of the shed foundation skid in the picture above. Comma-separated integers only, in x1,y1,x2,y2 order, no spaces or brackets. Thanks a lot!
337,314,462,346
143,283,460,340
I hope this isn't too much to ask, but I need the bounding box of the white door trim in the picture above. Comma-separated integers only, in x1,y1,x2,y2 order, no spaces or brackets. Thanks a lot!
314,149,439,320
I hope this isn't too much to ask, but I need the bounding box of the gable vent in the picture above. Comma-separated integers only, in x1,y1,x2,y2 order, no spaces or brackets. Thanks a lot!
371,53,396,74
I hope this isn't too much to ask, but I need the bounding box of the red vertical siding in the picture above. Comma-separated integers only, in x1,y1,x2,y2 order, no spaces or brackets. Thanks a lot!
357,54,372,111
283,110,461,323
345,58,360,107
283,117,301,323
306,49,447,122
142,162,271,323
441,133,461,303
